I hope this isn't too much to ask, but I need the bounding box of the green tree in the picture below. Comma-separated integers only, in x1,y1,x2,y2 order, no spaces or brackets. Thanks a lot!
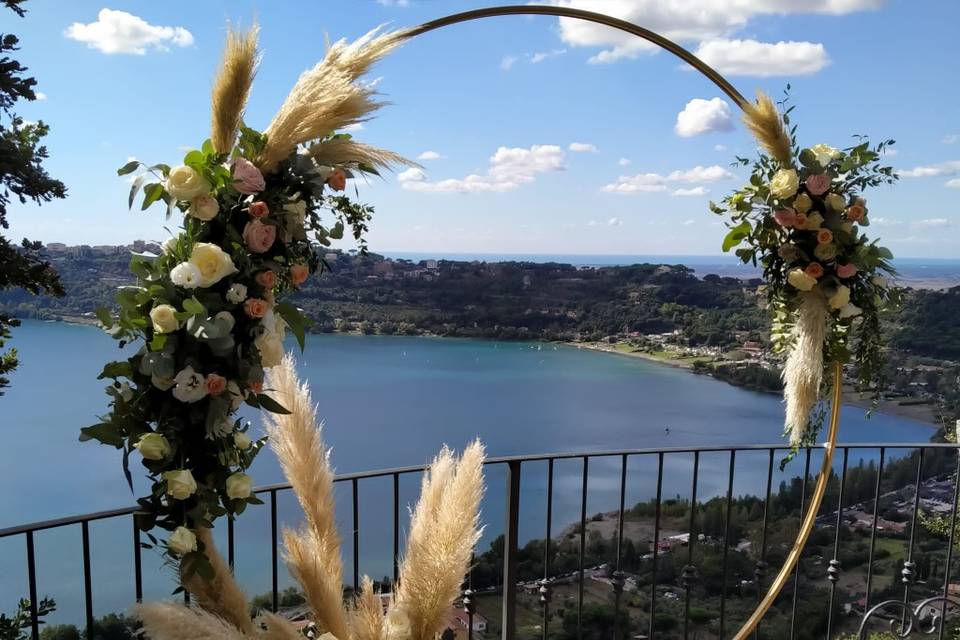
0,0,66,394
1,597,55,640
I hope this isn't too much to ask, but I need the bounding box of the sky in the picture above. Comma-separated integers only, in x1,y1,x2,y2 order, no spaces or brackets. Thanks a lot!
6,0,960,258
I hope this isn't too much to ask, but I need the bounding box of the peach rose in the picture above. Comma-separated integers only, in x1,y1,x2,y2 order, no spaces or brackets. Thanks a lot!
244,297,269,319
805,174,830,196
805,262,825,279
290,264,309,286
248,201,270,218
817,229,834,244
242,220,277,253
773,208,796,228
836,263,858,279
794,212,808,229
205,373,227,396
248,380,263,394
327,168,347,192
255,270,277,289
846,203,866,222
232,158,265,195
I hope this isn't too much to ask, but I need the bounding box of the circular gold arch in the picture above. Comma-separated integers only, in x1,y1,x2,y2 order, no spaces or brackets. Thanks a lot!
404,7,842,638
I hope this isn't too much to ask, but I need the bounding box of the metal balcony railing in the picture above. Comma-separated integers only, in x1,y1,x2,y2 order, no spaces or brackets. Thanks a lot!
3,443,960,640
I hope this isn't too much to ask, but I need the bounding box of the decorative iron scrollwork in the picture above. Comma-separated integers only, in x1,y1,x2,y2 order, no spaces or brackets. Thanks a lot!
857,596,960,638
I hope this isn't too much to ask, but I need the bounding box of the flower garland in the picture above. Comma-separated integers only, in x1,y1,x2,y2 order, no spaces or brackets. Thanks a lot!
714,91,898,447
83,25,409,578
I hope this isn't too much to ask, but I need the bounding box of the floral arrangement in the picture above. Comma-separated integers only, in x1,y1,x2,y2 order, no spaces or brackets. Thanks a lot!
136,356,485,640
82,25,410,578
713,90,898,446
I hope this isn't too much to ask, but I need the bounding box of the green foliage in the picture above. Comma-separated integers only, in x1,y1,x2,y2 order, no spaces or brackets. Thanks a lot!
0,0,66,394
0,597,54,640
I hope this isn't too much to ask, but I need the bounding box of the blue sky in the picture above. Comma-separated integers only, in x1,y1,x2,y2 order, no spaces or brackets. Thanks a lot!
7,0,960,257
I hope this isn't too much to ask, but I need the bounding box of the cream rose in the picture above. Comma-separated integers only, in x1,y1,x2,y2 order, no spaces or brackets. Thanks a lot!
234,431,252,450
838,302,862,319
828,285,851,310
225,472,253,500
769,169,799,200
167,526,197,555
810,143,842,166
149,304,179,334
814,243,838,262
792,192,813,214
170,262,202,289
255,331,284,368
787,268,817,292
188,243,238,287
805,212,824,230
135,433,171,460
166,166,211,201
189,195,219,221
172,366,208,403
824,193,846,212
163,469,197,500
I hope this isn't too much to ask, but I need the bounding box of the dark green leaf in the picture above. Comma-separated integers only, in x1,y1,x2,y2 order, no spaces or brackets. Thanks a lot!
80,423,124,447
117,160,141,176
257,393,291,415
141,183,164,211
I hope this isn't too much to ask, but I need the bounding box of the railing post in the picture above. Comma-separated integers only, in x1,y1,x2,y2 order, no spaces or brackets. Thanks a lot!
502,460,521,640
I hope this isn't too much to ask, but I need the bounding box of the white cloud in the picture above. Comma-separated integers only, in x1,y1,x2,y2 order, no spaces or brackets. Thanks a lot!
34,92,47,100
342,122,364,132
947,178,960,189
916,218,950,228
683,219,696,226
569,142,598,153
692,39,830,76
675,97,733,137
618,158,631,166
417,150,441,161
587,220,600,227
608,217,622,226
672,187,709,197
714,144,727,152
602,164,732,194
898,161,960,178
398,144,565,193
376,0,410,6
502,49,567,70
943,134,960,145
500,55,519,71
880,147,898,157
531,49,567,63
551,0,878,64
65,9,193,55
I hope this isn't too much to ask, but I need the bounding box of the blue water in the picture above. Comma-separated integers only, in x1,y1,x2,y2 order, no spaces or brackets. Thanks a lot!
0,321,937,625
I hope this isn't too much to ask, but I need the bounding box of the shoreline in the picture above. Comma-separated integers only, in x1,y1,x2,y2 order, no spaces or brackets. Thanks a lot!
43,315,943,429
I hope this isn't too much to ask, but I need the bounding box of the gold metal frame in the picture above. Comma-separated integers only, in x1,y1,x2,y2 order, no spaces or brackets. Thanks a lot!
405,8,844,636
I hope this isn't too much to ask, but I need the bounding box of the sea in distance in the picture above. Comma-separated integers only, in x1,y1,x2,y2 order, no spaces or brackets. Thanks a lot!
0,318,939,625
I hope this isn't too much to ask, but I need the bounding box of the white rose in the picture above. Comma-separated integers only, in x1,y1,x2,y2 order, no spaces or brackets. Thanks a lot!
828,285,851,310
189,195,219,221
225,283,247,304
172,366,208,403
234,431,252,450
225,472,253,499
170,262,202,289
805,212,824,230
872,275,889,288
255,331,285,368
167,526,197,555
152,374,175,391
384,606,412,640
769,169,799,200
166,166,211,201
792,192,813,214
163,469,197,500
161,237,179,255
810,143,842,167
787,268,817,292
135,433,171,460
118,381,134,402
814,243,838,262
188,243,237,288
824,193,847,212
283,199,307,226
838,302,862,319
150,304,180,334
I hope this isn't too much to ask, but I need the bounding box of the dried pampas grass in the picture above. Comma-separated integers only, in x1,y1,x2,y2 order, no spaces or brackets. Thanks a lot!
181,528,255,635
394,441,485,640
742,91,793,166
307,138,416,173
783,291,829,445
257,27,410,173
211,25,260,155
135,602,249,640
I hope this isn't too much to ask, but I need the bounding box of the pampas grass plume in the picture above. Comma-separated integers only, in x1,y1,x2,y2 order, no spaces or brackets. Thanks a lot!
211,24,259,155
742,91,793,166
783,291,829,445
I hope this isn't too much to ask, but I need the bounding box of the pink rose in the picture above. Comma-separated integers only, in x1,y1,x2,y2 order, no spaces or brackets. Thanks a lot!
248,201,270,218
836,263,858,279
805,262,824,279
242,220,276,253
255,270,277,289
232,158,265,195
773,208,796,228
327,168,347,192
816,229,834,245
846,203,866,222
805,174,830,196
290,264,309,286
248,380,263,394
244,297,269,319
205,374,227,396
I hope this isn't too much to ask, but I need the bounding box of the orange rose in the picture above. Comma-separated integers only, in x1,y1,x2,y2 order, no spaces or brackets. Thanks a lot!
255,270,277,289
846,203,865,222
794,212,808,229
244,297,269,319
817,229,834,244
291,264,309,286
804,262,824,279
205,373,227,396
248,201,270,218
248,380,263,394
327,168,347,192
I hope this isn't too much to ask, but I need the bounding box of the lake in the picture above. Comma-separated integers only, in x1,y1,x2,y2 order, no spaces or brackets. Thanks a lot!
0,320,936,625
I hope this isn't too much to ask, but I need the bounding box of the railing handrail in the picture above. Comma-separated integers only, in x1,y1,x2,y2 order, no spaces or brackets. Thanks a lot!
3,441,955,538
